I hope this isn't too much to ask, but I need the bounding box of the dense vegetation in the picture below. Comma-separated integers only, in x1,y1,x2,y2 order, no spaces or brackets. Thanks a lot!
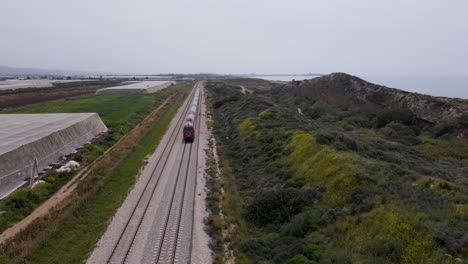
206,79,468,264
0,83,192,234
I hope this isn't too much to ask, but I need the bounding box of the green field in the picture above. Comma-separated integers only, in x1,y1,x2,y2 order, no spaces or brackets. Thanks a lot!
3,90,171,125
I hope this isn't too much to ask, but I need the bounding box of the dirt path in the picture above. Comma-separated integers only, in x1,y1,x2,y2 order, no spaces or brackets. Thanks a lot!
239,85,253,95
0,95,177,244
204,109,236,264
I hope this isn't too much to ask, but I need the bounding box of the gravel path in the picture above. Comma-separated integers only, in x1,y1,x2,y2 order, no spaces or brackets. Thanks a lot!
190,84,213,264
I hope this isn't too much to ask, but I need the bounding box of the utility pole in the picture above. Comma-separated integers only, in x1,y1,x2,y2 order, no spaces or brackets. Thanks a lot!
22,145,38,188
30,158,38,188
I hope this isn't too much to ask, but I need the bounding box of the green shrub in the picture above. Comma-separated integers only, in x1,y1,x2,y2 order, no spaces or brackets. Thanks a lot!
285,254,317,264
303,101,330,119
352,207,436,263
245,188,308,227
344,113,375,128
259,108,276,118
280,211,319,237
288,131,360,205
314,131,335,145
432,119,458,137
321,249,352,264
458,114,468,128
379,122,421,145
44,176,57,184
376,108,415,127
303,244,322,261
366,90,387,103
284,177,305,189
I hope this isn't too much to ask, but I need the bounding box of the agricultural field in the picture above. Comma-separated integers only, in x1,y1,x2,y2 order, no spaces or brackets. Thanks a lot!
205,78,468,264
0,83,192,237
0,80,121,110
0,87,190,264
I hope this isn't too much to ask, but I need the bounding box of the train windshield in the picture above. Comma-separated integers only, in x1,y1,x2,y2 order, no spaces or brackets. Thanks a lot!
184,126,193,135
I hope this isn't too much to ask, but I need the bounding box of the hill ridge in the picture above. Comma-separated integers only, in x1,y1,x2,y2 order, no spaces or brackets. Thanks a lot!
291,72,468,124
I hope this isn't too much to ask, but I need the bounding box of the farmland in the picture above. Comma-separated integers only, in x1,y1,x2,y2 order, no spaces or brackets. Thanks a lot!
0,83,192,237
0,80,121,109
0,88,190,263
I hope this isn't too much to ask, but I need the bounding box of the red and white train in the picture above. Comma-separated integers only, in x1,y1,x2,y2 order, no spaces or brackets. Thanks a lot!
183,88,200,141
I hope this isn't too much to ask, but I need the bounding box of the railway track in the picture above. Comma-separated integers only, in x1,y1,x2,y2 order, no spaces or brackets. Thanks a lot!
87,82,203,264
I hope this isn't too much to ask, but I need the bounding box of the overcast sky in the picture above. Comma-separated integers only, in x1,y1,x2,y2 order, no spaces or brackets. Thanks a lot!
1,0,467,76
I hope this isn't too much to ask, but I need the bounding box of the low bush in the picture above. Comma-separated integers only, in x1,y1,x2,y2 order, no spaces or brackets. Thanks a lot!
379,121,421,145
303,244,322,261
375,108,415,127
432,119,458,137
458,114,468,129
245,188,308,227
285,254,317,264
280,211,319,237
366,90,387,103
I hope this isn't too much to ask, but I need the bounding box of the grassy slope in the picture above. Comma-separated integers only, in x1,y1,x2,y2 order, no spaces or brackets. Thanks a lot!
206,80,468,264
0,87,189,263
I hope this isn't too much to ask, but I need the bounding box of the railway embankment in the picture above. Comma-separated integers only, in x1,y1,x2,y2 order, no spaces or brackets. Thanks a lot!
87,81,210,264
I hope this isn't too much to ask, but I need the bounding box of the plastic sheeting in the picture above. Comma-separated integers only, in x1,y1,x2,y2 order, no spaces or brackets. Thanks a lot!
0,113,107,198
96,81,175,95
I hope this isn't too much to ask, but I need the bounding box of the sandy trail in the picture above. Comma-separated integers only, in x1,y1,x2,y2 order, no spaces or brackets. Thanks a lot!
240,85,253,95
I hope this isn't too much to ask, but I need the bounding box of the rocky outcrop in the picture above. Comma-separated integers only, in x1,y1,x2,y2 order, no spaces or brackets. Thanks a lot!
291,73,468,124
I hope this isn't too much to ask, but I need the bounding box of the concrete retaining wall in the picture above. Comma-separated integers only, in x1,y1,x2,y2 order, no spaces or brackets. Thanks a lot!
0,113,107,198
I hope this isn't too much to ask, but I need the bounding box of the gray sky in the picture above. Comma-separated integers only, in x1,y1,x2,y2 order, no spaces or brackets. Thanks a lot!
2,0,468,76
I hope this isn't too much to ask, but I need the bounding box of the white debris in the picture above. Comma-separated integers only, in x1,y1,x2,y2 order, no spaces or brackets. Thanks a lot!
32,180,46,188
56,160,81,173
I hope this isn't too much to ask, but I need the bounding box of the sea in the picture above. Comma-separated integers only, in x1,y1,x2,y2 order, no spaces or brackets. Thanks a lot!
253,75,468,99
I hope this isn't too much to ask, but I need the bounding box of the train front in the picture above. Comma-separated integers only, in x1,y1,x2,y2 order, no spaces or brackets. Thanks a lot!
183,121,194,141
